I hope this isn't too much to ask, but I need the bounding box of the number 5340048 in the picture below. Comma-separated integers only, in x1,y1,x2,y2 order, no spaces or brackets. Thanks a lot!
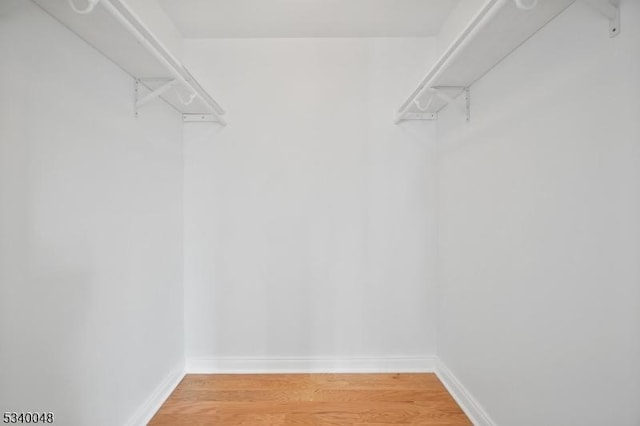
3,412,54,423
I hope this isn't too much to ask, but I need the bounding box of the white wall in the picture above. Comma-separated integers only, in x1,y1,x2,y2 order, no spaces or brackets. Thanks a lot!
0,2,184,425
182,38,439,369
437,1,640,425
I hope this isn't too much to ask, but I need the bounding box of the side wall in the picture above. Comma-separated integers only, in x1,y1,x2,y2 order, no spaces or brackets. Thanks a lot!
0,2,184,425
182,38,439,371
437,1,640,425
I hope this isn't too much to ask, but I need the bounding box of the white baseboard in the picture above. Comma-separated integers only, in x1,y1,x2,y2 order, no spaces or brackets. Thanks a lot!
186,356,436,374
125,363,185,426
435,359,496,426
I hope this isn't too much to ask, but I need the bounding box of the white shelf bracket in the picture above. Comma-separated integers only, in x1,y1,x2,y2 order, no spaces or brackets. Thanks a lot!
464,87,471,123
431,87,471,123
400,112,438,122
396,97,438,121
183,114,227,126
394,87,469,124
582,0,620,37
134,79,177,116
134,78,139,118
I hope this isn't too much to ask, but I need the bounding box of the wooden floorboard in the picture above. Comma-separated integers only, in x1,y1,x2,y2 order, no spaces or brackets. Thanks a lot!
149,373,472,425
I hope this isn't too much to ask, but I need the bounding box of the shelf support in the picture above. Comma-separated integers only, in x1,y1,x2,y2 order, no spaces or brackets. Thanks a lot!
431,87,471,123
582,0,620,37
395,112,438,123
135,79,177,110
182,114,226,125
133,80,226,124
394,87,470,124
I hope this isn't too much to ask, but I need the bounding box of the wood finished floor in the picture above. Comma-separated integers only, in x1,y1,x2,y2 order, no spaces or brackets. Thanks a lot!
149,373,472,425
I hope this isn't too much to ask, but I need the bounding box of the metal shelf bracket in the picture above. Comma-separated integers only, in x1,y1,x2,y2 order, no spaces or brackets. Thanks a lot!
183,114,227,126
582,0,620,37
431,87,471,123
133,81,227,124
401,112,438,121
134,79,177,117
394,110,437,123
394,87,469,123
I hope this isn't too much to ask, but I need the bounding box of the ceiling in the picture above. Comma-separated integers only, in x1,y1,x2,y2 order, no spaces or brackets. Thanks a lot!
157,0,460,38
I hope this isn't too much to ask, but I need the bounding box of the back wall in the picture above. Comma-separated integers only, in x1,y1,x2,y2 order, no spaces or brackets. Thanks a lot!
182,37,438,371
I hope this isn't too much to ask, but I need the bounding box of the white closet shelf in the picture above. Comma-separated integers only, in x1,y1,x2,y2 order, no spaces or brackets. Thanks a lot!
33,0,226,124
395,0,598,124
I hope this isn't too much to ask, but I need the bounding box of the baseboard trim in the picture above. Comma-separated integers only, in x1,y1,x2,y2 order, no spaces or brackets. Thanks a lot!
186,356,436,374
435,359,496,426
125,363,185,426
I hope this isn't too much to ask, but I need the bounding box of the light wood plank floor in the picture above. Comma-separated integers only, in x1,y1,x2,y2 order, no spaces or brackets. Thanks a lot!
149,373,472,425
